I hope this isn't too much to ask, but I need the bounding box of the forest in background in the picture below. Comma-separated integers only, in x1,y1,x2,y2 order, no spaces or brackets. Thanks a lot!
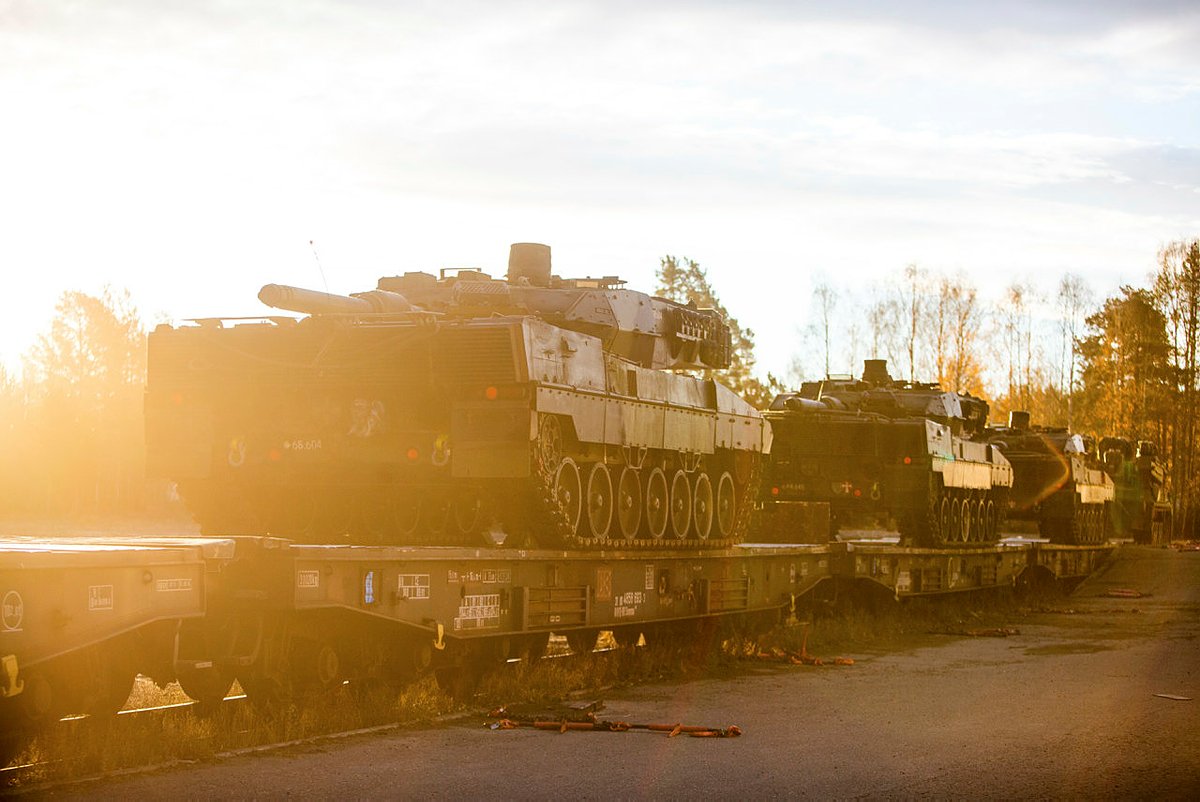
0,238,1196,537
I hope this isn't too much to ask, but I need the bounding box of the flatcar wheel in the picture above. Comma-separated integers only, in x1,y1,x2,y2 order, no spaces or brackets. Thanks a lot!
613,627,642,648
554,459,583,535
519,632,551,661
434,665,482,702
616,467,642,541
177,665,235,712
715,472,736,539
92,669,136,716
0,728,25,770
644,467,669,539
238,674,293,713
566,629,599,655
692,472,714,540
669,470,692,539
585,463,615,542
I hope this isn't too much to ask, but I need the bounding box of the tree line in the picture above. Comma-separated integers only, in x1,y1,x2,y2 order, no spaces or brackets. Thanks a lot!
657,240,1199,538
0,241,1195,539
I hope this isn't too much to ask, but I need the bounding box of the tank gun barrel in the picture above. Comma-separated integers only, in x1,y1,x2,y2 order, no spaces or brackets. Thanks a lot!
259,284,414,315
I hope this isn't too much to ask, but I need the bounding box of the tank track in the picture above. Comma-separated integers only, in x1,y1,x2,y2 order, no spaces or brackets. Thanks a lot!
899,478,1005,549
524,454,757,551
1040,500,1110,545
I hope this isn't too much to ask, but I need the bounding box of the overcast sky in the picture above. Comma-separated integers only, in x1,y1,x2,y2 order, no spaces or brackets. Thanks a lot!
1,0,1197,382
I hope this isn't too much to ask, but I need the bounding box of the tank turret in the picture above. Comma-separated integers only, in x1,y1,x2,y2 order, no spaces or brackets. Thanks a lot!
771,359,991,438
256,243,732,373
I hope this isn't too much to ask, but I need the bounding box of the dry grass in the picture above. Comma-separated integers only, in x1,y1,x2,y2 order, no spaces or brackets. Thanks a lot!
6,677,446,787
5,587,1047,789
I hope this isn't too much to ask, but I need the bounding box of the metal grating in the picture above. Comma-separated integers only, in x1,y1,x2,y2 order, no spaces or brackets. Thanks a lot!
516,586,590,630
704,577,750,613
438,325,518,386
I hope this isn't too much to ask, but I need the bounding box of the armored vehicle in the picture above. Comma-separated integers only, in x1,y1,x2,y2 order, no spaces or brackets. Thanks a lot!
145,243,770,549
984,412,1113,545
761,360,1012,548
1099,437,1171,544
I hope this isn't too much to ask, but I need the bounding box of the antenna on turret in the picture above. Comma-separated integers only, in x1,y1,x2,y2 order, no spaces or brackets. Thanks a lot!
309,239,330,293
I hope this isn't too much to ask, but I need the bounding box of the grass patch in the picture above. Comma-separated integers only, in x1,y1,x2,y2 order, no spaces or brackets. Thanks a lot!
4,586,1060,789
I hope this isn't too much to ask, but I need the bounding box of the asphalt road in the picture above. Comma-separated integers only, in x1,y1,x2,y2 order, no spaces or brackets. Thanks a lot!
44,547,1200,800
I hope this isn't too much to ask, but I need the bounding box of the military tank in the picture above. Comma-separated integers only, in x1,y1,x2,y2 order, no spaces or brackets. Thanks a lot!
984,412,1113,545
1099,437,1171,544
761,360,1012,548
145,243,770,549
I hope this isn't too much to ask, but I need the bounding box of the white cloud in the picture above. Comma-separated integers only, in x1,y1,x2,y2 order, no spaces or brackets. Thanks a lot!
0,0,1197,386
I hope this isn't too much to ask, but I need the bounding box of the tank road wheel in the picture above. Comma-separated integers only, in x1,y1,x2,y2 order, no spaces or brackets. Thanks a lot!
692,472,714,540
616,467,642,541
392,494,422,542
424,494,452,540
715,471,737,539
669,470,692,539
950,497,964,544
644,467,670,540
537,414,564,475
292,491,320,540
357,493,393,543
585,463,615,542
984,499,997,542
938,496,952,545
959,497,972,543
554,458,583,536
1087,506,1101,544
452,489,484,540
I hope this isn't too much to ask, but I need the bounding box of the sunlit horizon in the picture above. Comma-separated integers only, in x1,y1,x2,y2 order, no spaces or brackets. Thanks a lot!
1,0,1197,388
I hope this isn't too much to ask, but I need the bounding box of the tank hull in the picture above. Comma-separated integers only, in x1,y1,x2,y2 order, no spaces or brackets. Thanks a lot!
761,412,1011,547
146,314,768,549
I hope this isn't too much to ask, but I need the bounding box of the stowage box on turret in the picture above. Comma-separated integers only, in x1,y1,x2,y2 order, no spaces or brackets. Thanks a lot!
145,243,771,549
761,360,1012,547
984,412,1113,545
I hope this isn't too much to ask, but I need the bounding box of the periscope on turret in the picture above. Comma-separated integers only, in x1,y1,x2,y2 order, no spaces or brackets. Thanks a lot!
144,243,769,549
